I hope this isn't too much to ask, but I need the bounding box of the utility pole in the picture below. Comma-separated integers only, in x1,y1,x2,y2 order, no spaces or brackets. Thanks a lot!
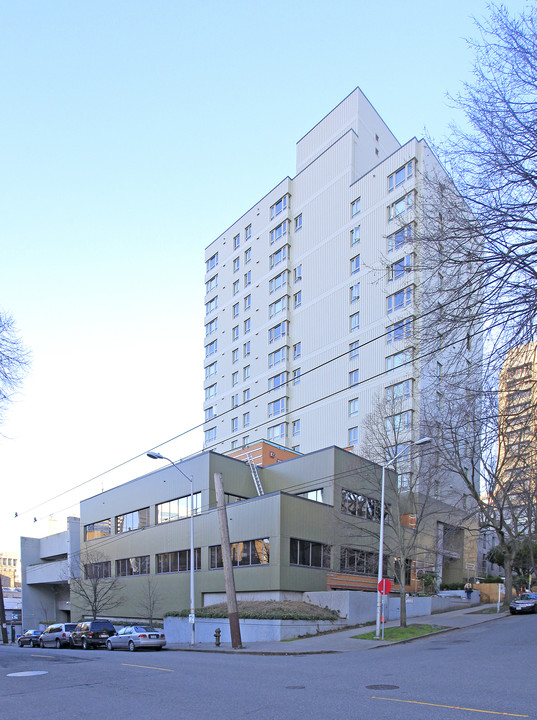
214,473,242,649
0,581,9,644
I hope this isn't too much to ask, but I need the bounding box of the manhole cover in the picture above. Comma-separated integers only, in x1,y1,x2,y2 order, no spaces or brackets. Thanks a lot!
8,671,48,677
285,686,305,690
366,684,399,690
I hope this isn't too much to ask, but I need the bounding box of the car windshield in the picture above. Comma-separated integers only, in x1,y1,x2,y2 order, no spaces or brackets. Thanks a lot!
65,624,77,631
133,626,155,633
92,622,113,630
519,594,535,600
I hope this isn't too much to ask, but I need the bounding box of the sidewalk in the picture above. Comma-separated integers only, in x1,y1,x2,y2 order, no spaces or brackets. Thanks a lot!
165,604,508,655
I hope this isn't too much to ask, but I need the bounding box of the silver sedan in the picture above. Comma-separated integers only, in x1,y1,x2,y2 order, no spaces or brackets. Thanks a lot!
106,626,166,652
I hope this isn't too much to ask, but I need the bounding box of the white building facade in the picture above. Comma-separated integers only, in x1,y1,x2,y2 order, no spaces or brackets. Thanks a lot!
203,88,471,482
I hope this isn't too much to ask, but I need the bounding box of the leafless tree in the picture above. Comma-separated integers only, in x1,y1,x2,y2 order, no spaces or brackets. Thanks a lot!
136,577,162,626
69,550,124,621
0,311,30,426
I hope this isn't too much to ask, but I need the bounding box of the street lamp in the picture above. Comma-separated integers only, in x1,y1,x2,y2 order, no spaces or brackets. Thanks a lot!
147,451,196,647
375,437,432,640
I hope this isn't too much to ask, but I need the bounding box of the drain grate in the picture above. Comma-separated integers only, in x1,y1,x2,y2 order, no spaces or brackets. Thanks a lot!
285,685,305,690
366,684,399,690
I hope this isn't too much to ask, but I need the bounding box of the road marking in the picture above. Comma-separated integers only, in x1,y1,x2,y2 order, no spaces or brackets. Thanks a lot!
31,654,55,659
8,671,49,677
371,697,528,717
122,663,173,672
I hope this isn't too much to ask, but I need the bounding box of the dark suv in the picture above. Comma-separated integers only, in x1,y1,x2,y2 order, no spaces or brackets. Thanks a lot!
69,620,117,649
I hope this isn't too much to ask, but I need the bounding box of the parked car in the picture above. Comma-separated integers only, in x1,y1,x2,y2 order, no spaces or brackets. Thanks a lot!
509,592,537,614
69,620,117,649
17,629,43,647
39,623,77,648
106,626,166,652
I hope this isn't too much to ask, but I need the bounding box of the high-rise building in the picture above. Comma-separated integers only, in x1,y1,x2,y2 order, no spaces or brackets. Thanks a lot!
203,88,473,491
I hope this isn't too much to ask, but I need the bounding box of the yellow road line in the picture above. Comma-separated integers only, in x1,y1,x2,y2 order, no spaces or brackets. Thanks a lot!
371,696,528,717
121,663,173,672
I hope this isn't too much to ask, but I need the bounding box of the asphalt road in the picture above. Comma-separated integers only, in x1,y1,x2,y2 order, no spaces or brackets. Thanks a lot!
1,613,535,720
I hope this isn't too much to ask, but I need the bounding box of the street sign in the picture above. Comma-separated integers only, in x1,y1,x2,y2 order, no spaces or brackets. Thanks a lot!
378,579,392,595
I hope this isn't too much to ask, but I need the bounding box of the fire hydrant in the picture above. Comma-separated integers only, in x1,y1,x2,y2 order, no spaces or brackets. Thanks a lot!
214,628,221,647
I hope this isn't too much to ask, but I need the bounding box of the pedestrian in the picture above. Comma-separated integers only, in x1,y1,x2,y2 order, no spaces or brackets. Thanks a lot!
464,581,472,600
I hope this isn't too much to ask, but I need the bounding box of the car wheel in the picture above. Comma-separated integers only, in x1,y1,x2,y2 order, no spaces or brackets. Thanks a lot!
17,639,23,647
69,638,75,648
82,638,89,650
32,640,39,648
55,638,61,648
156,646,162,651
40,639,45,648
128,641,136,652
510,609,515,614
106,640,113,651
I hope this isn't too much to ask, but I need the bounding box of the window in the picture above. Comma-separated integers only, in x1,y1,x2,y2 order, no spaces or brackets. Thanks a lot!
351,255,360,274
244,294,251,311
268,422,286,441
270,195,288,219
232,302,239,318
348,427,358,445
386,348,412,373
292,419,301,436
243,365,250,381
244,317,251,334
349,340,359,359
231,417,238,432
387,318,412,343
388,161,414,192
269,371,288,391
232,348,239,364
270,244,288,268
438,273,443,290
340,547,385,577
243,341,250,358
341,489,390,523
386,411,412,433
206,275,218,294
244,247,251,264
351,226,360,245
233,279,240,295
231,393,239,409
398,473,412,491
243,388,250,402
232,325,239,341
294,291,302,308
233,256,240,272
206,252,218,272
205,318,217,336
245,224,252,240
232,371,239,386
84,519,111,542
350,312,360,332
156,548,201,573
243,435,250,445
269,346,287,367
269,320,288,343
205,406,215,422
205,339,217,358
156,492,201,523
270,220,289,244
351,198,361,216
210,539,270,568
386,379,412,402
116,556,150,577
349,369,359,387
436,392,443,410
349,398,359,416
268,397,286,417
293,342,301,359
205,361,217,378
205,427,216,443
244,271,251,287
388,224,412,252
290,538,330,568
205,383,217,400
350,283,360,303
293,368,301,385
295,214,302,231
294,264,302,282
233,233,240,250
389,192,414,220
387,286,412,313
437,361,443,378
85,561,111,579
388,254,412,281
270,270,288,294
243,412,250,427
269,295,288,317
297,488,323,502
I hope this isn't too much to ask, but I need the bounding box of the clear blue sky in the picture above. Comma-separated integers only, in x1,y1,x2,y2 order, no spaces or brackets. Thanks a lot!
0,0,528,551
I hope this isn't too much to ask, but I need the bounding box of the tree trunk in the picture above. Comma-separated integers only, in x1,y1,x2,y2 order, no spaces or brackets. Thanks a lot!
503,548,513,610
399,565,407,628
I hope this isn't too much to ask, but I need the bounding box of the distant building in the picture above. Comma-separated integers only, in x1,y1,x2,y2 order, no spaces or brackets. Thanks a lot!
0,552,21,588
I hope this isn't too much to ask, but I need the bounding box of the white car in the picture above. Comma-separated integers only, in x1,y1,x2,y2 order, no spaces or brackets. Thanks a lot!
40,623,77,648
106,626,166,652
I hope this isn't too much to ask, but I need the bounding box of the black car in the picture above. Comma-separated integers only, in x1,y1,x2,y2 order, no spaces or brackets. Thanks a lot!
17,629,43,647
69,620,117,649
509,592,537,614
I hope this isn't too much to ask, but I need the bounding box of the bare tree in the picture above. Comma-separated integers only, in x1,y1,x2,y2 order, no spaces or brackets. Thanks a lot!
0,311,30,426
136,577,162,626
69,551,124,621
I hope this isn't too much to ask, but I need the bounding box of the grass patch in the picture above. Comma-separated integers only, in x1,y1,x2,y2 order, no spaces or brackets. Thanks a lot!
165,601,340,621
352,623,446,642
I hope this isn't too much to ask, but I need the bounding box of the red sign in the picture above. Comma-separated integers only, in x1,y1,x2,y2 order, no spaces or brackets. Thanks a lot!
378,579,392,595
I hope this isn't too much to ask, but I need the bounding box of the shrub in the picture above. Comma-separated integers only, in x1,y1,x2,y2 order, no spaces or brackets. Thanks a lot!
165,601,340,622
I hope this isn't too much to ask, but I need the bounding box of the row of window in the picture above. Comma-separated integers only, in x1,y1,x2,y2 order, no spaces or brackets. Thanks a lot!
341,488,390,524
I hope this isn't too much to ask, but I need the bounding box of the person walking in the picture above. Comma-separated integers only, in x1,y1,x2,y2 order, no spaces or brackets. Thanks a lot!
464,581,472,600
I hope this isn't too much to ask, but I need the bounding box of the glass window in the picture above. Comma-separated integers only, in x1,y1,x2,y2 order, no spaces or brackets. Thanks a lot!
233,234,240,250
269,296,288,318
231,417,238,432
269,371,288,391
205,275,218,294
232,326,239,341
293,368,301,385
205,339,217,358
268,397,286,417
210,539,270,568
232,302,239,318
387,318,412,343
205,427,216,443
348,426,358,445
245,247,251,264
205,406,215,421
294,291,302,308
156,492,201,524
245,224,252,240
232,348,239,364
243,341,250,358
388,224,412,252
205,361,217,379
116,556,150,577
294,264,302,282
269,321,288,343
387,286,412,314
351,198,361,216
351,255,360,274
233,257,240,272
270,220,289,244
156,548,201,573
244,294,251,310
270,270,288,294
205,318,218,336
270,244,289,269
267,422,286,441
350,284,360,303
350,312,360,332
293,342,301,359
295,214,302,231
386,348,412,373
270,195,288,220
290,538,330,568
244,318,251,334
244,271,251,287
349,341,359,359
269,346,288,367
292,419,301,436
206,253,218,272
349,398,359,416
84,519,111,542
386,379,412,402
351,226,360,245
115,509,150,535
205,383,217,400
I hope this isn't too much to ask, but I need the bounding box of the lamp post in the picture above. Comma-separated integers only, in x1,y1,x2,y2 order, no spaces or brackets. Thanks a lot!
375,437,431,640
147,451,196,647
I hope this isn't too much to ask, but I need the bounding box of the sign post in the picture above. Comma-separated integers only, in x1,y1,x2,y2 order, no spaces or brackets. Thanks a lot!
378,579,392,639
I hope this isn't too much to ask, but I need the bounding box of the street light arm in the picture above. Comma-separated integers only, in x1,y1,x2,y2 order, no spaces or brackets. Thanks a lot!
146,452,193,484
